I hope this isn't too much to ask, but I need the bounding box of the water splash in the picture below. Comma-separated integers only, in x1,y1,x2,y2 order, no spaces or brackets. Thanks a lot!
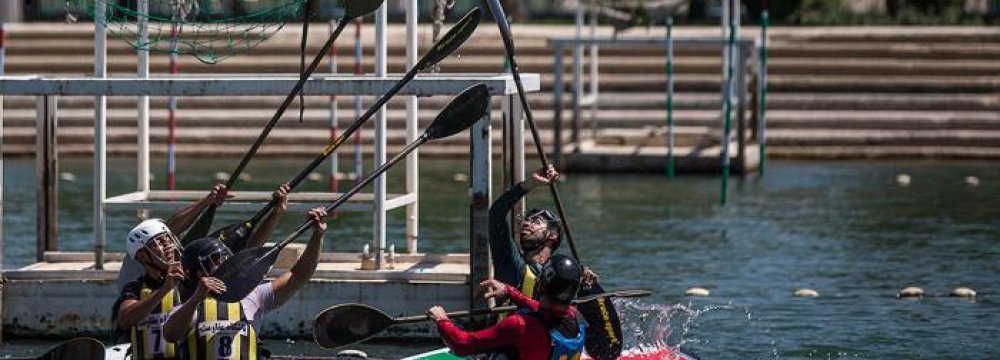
615,299,781,359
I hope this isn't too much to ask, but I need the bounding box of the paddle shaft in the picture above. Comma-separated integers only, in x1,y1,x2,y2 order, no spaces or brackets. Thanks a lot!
389,289,649,324
272,136,429,252
486,0,580,261
183,18,356,242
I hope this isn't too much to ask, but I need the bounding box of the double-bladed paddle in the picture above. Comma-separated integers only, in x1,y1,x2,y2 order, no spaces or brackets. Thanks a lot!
483,1,624,358
312,288,651,349
8,337,104,360
202,7,483,253
181,0,387,244
210,84,491,303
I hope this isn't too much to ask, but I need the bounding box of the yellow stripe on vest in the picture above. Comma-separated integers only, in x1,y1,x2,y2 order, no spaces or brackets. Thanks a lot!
227,303,241,360
521,265,537,299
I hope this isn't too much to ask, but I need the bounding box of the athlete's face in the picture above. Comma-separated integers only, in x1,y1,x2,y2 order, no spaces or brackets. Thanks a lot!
519,216,553,250
140,234,181,271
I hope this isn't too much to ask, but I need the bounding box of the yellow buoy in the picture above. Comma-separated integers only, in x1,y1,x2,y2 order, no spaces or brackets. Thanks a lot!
684,287,710,297
307,172,323,182
964,176,980,187
214,172,230,182
453,173,469,182
898,286,924,298
794,289,820,297
238,173,252,182
895,174,911,186
59,172,76,182
950,287,976,298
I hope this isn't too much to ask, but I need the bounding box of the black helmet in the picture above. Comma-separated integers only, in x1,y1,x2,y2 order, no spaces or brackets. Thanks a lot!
539,254,582,304
181,238,232,281
523,208,562,249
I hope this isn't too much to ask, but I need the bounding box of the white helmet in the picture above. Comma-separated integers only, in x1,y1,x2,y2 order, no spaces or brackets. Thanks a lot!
127,219,172,259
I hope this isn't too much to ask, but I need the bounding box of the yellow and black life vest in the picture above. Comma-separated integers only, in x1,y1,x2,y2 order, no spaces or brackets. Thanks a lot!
179,297,258,360
499,264,542,322
131,285,181,359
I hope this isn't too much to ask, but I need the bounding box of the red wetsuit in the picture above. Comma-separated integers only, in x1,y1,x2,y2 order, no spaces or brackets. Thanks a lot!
435,284,578,360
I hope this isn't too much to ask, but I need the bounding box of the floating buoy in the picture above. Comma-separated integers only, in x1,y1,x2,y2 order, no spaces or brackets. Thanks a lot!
214,172,230,182
684,287,710,297
284,338,295,344
337,350,368,359
238,173,252,182
965,176,980,187
59,172,76,182
898,286,924,298
148,172,156,181
895,174,911,186
307,172,323,182
794,289,819,297
950,287,976,298
453,173,469,182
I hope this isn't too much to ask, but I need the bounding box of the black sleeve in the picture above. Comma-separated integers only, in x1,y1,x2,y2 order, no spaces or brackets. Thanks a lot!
112,280,143,323
488,183,530,287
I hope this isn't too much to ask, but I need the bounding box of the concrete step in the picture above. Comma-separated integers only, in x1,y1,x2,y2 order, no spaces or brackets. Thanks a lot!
767,145,1000,159
768,129,1000,147
766,110,1000,130
767,93,1000,111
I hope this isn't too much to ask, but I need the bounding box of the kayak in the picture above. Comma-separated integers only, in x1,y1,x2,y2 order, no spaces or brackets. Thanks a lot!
402,347,697,360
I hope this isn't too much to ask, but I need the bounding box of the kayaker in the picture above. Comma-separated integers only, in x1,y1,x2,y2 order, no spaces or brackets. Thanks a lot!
161,207,328,360
111,184,288,360
111,183,228,359
427,254,587,360
488,166,597,300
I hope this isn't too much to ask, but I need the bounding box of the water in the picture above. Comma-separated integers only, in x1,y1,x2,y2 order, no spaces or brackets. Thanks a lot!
2,157,999,358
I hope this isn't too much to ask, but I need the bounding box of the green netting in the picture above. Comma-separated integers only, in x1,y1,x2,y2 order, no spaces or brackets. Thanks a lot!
69,0,308,64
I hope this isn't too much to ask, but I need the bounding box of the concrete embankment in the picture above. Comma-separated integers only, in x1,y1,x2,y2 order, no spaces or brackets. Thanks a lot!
2,23,998,159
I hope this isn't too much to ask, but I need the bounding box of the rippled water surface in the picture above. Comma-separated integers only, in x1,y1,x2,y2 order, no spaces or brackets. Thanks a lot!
2,158,998,359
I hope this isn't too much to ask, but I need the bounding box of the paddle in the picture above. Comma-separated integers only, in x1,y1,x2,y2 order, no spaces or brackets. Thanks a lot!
204,7,484,253
180,0,386,245
8,337,104,360
210,84,491,303
483,2,623,358
313,289,651,349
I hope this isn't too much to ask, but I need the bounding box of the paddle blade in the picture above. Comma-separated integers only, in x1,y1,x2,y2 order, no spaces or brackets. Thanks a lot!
418,7,481,71
313,304,396,349
212,246,277,303
484,0,516,55
344,0,385,18
577,281,624,360
36,337,104,360
425,84,490,140
207,221,253,253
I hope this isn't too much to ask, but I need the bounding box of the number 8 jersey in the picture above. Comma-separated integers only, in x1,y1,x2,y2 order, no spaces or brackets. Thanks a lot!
179,297,259,360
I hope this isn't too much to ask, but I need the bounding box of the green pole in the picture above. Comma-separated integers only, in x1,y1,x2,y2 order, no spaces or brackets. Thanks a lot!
666,17,675,180
758,10,769,176
720,0,736,206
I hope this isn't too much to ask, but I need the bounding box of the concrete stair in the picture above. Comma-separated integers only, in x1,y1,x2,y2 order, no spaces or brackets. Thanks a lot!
2,23,999,160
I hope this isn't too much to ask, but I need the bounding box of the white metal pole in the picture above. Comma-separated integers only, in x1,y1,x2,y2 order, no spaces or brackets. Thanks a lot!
373,3,387,269
329,20,339,196
588,2,599,139
571,4,583,148
94,0,108,269
0,20,4,343
137,0,150,198
404,0,419,254
353,20,363,182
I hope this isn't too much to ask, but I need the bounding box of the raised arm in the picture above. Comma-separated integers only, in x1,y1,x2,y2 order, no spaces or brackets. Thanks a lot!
246,184,290,249
166,184,228,235
488,184,530,286
271,208,327,306
115,265,185,330
163,276,226,342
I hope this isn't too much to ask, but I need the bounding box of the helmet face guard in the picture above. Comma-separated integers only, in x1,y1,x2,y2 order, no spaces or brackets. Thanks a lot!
142,233,183,270
518,209,562,251
196,247,232,278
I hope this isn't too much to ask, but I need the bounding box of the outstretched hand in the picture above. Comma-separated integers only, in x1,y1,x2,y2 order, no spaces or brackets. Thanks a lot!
478,279,508,300
525,165,559,190
426,306,449,322
273,183,291,213
581,266,599,290
195,276,227,300
308,207,328,233
209,184,232,206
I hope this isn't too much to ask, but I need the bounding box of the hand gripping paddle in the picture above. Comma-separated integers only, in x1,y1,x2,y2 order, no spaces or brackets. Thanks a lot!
203,7,483,253
181,0,387,244
210,84,491,303
312,288,650,349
